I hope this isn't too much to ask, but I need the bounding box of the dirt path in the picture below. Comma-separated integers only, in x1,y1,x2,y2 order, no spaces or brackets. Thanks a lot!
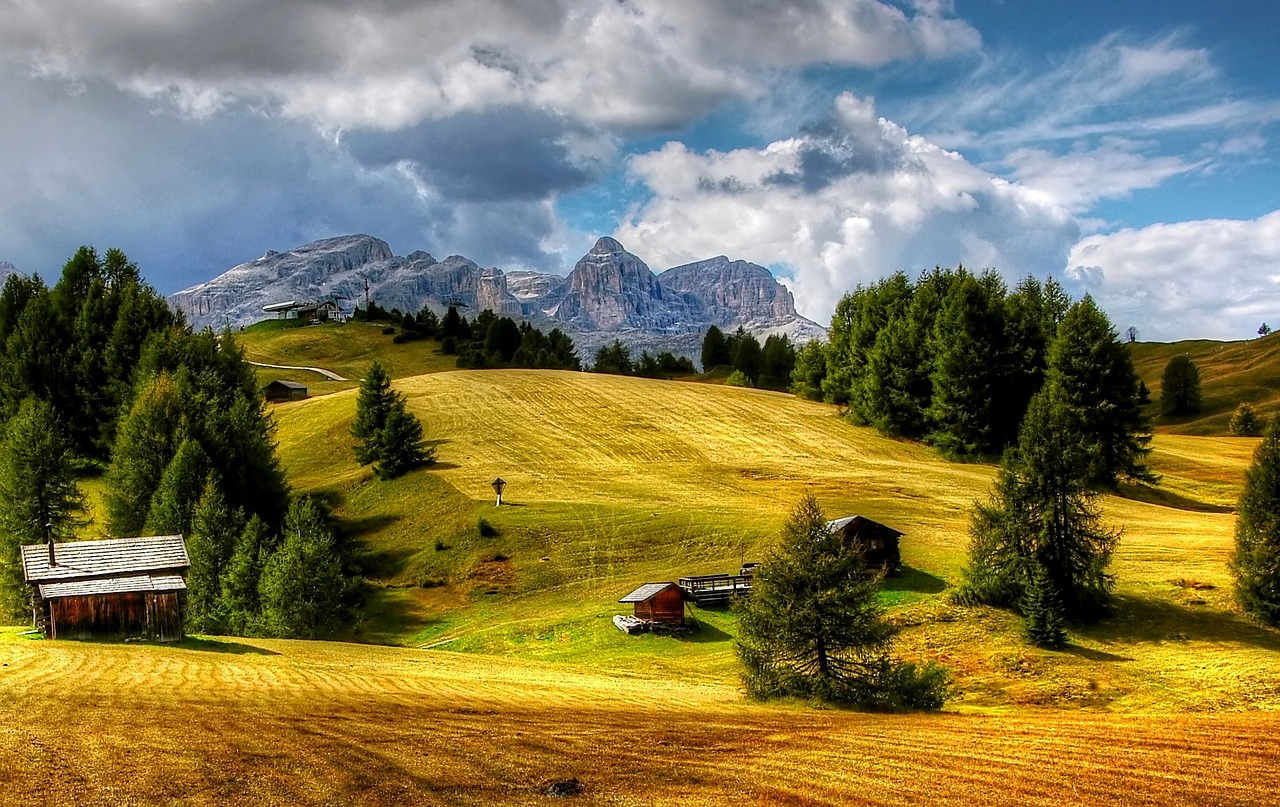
248,360,347,381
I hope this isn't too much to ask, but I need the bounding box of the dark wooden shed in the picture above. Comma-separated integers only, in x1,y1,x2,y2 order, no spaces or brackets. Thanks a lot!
826,515,903,574
263,379,308,402
20,535,191,642
619,582,686,626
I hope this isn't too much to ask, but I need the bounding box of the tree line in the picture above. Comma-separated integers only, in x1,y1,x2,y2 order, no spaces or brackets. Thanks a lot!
701,325,796,390
0,247,360,638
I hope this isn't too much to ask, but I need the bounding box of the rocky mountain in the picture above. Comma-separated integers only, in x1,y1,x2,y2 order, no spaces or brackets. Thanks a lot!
170,234,825,358
0,261,18,283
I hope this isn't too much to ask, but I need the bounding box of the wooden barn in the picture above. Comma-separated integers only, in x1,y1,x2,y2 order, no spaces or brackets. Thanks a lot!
826,515,903,574
618,582,686,627
263,379,308,402
20,535,191,642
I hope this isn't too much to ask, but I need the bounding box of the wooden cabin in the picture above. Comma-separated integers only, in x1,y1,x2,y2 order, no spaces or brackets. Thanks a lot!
263,379,308,402
618,582,686,627
20,535,191,642
262,300,339,322
826,515,903,574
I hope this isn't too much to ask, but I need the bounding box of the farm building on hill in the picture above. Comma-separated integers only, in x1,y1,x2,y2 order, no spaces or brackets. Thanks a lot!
262,300,340,322
263,379,308,402
618,582,686,628
20,535,191,642
826,515,903,574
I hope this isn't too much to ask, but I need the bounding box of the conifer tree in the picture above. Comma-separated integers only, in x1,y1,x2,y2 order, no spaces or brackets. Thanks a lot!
790,340,827,401
143,437,210,536
258,497,353,639
186,476,244,633
0,398,86,618
377,400,431,479
351,361,394,465
1232,421,1280,625
701,325,731,371
736,494,951,708
1230,402,1265,437
1046,296,1153,487
1021,567,1068,648
1160,355,1202,416
220,515,271,635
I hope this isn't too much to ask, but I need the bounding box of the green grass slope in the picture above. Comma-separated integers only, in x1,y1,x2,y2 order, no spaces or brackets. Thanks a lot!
271,367,1280,711
1130,330,1280,434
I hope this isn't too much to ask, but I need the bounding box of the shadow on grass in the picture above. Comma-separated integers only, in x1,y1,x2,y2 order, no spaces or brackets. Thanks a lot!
1060,644,1133,662
179,637,280,655
677,620,733,644
881,565,947,595
1115,482,1234,514
1079,593,1280,651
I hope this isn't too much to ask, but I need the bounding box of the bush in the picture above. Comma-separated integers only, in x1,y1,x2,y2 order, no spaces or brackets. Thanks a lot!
477,517,498,537
434,539,448,551
381,326,396,335
725,369,752,387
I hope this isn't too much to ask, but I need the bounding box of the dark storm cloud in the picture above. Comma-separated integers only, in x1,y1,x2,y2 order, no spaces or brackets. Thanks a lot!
343,108,607,203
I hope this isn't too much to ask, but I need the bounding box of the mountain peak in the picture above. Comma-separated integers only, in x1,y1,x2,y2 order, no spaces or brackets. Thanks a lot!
591,236,626,255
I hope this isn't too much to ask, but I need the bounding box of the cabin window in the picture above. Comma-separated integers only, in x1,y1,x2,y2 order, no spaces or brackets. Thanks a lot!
868,539,881,550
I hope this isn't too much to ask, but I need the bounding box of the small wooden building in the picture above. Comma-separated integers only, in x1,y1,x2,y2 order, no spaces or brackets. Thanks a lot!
20,535,191,642
619,582,686,626
263,379,308,402
262,300,339,322
826,515,903,574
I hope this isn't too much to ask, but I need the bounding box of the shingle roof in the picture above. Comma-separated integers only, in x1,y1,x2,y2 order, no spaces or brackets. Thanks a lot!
38,574,187,599
619,582,680,603
21,535,189,584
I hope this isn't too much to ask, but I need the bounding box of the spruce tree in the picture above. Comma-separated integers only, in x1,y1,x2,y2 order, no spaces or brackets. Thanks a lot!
105,374,186,536
730,328,763,385
143,437,210,536
1160,355,1202,416
351,361,394,465
377,401,432,479
701,325,731,371
186,476,245,634
220,515,270,635
0,398,86,618
1021,567,1068,648
1230,403,1264,437
789,340,827,401
736,494,951,708
258,497,353,639
1046,296,1153,487
1232,421,1280,625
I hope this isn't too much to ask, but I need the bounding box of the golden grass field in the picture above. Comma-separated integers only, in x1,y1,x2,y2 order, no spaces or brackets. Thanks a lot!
4,632,1280,806
7,325,1280,805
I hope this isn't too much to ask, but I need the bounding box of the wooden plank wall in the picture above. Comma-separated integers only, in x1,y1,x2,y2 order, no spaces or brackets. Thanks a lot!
49,591,184,642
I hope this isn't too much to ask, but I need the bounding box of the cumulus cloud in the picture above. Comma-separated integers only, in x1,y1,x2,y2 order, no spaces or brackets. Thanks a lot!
615,93,1078,321
1067,212,1280,341
0,0,979,131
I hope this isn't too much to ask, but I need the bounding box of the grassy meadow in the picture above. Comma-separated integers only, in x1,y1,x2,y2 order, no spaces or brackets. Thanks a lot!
7,322,1280,804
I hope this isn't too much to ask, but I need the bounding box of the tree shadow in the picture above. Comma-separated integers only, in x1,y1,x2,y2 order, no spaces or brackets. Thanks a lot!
881,565,947,595
676,619,732,644
178,637,280,655
1079,594,1280,651
1059,644,1133,662
1115,482,1234,514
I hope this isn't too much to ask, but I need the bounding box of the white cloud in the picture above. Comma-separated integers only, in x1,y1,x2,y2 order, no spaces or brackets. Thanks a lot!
1003,140,1205,213
0,0,979,131
615,93,1077,322
1067,211,1280,340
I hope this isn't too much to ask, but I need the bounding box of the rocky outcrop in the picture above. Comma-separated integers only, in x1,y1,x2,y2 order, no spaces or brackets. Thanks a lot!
169,233,826,354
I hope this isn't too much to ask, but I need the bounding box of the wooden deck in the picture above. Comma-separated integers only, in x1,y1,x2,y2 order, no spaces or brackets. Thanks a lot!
678,574,753,606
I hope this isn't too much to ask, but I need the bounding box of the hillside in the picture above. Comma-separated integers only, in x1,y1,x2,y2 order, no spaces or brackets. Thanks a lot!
1130,330,1280,434
259,366,1280,711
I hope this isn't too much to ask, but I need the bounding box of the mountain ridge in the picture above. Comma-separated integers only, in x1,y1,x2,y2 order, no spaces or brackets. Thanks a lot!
169,234,827,356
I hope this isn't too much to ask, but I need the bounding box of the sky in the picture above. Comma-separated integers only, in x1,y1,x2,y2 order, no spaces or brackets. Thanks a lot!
1,0,1278,341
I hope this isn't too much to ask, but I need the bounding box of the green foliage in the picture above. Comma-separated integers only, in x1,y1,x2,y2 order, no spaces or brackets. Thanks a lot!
1021,568,1068,648
959,383,1119,623
1160,355,1202,416
258,496,357,639
186,476,245,634
789,340,827,401
352,361,394,465
759,334,796,391
735,494,950,710
1046,296,1153,487
477,517,498,538
701,325,731,371
728,327,763,385
352,360,433,479
1230,403,1265,437
0,398,86,618
725,369,751,387
1232,422,1280,625
143,437,210,536
104,375,186,536
220,515,271,636
591,340,633,376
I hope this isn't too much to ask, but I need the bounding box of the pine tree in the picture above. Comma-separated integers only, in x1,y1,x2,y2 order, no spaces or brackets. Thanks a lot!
1232,421,1280,625
701,325,731,371
220,515,270,635
1230,403,1265,437
0,398,86,618
143,437,210,536
759,334,796,391
736,494,951,708
258,497,353,639
1021,567,1068,648
1046,296,1153,487
1160,355,1202,416
377,400,432,479
730,328,763,385
960,383,1119,620
351,361,394,465
105,374,187,536
186,476,245,634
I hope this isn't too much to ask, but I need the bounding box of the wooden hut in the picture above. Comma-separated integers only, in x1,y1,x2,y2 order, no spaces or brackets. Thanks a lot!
263,379,308,402
826,515,903,574
20,535,191,642
618,582,686,627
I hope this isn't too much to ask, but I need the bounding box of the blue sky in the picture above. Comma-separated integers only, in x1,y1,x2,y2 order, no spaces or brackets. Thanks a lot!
1,0,1277,340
